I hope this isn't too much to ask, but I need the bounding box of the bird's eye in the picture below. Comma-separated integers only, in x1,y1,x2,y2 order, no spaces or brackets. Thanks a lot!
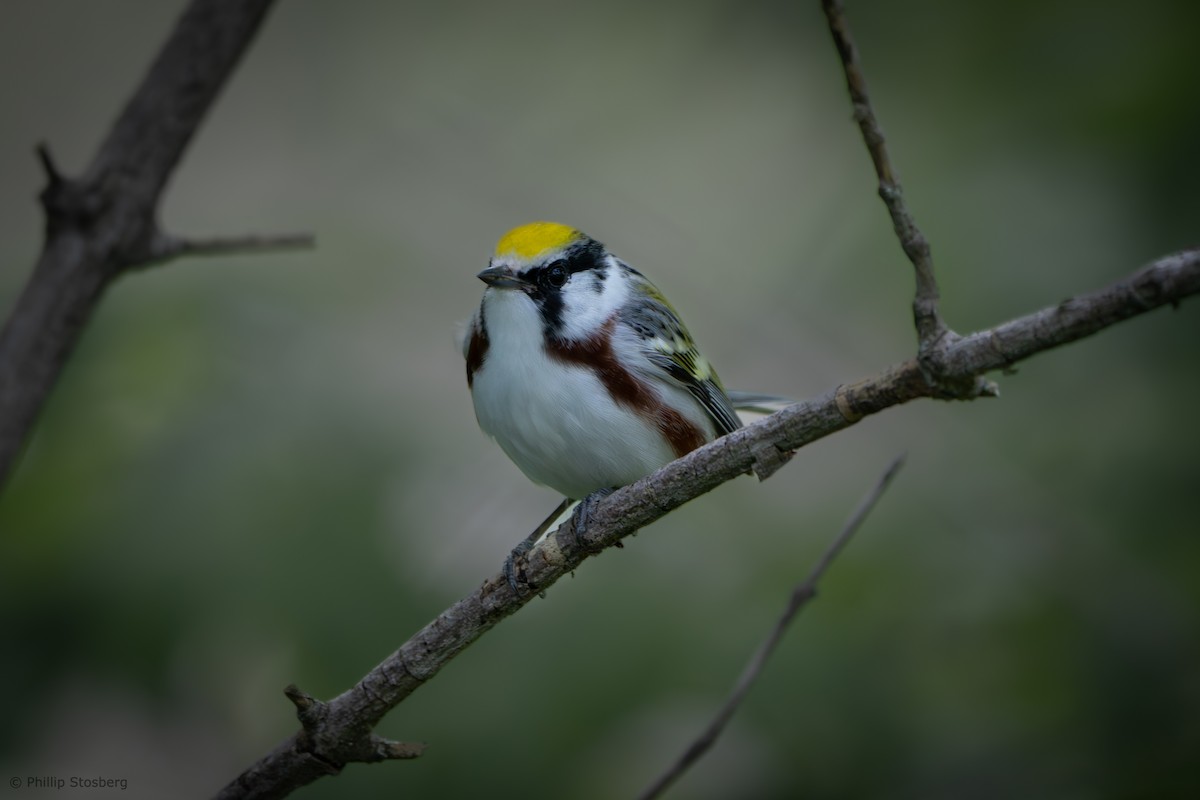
543,263,568,289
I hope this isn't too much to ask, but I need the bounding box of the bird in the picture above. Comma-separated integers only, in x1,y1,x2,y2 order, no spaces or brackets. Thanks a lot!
463,221,779,581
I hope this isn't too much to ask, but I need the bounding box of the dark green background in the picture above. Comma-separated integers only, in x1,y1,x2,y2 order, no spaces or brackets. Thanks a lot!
2,1,1198,798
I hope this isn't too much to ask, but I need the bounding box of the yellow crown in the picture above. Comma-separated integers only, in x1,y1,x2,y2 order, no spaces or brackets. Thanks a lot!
494,221,583,260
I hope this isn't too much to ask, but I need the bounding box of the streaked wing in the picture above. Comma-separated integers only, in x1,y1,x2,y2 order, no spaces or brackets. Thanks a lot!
619,271,742,437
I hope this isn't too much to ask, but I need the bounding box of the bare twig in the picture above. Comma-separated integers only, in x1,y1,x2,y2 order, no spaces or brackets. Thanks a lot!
0,0,301,490
145,232,316,264
822,0,945,351
638,454,906,800
35,142,64,187
215,245,1200,800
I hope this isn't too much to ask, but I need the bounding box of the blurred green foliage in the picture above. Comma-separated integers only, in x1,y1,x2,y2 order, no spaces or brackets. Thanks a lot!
1,1,1198,798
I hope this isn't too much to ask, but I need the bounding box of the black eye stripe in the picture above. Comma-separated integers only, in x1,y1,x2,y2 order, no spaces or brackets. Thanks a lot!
522,237,611,340
528,260,568,290
538,282,564,338
524,238,606,286
560,238,605,276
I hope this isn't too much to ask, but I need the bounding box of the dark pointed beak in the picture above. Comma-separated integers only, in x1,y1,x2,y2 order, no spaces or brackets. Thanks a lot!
477,265,530,289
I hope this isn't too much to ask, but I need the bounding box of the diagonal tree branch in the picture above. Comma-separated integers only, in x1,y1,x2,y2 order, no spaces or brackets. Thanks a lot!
215,244,1200,800
637,454,906,800
0,0,311,490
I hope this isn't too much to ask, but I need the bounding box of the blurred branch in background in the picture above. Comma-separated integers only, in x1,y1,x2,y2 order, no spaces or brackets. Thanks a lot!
0,0,312,491
638,453,906,800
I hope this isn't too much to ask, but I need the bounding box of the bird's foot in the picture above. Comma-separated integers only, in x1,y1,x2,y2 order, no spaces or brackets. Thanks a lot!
570,487,615,553
503,497,573,595
503,539,535,595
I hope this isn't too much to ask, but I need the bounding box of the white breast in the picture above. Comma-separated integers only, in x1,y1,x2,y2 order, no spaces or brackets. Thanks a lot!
470,289,681,499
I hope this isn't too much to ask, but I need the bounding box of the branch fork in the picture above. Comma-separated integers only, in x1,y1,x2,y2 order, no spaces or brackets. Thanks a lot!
0,0,315,489
284,683,425,775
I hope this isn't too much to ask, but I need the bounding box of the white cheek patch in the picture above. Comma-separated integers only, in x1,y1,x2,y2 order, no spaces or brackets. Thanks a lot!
557,261,629,342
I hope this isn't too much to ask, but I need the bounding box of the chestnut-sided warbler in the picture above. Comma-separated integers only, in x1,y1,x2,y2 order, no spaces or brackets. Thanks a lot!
464,222,780,550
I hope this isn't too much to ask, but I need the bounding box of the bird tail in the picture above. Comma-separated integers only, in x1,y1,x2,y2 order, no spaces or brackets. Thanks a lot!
726,391,794,416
